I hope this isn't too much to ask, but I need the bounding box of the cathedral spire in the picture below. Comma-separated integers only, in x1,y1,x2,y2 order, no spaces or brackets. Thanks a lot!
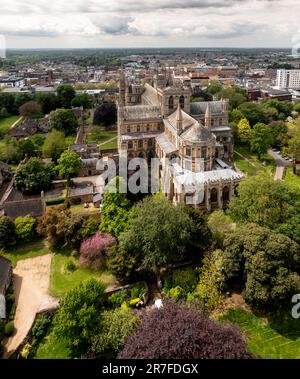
205,103,212,129
176,103,183,133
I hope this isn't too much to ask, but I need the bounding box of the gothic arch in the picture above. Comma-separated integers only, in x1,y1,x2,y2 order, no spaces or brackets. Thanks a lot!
210,188,218,203
222,186,230,203
179,95,185,108
169,96,174,111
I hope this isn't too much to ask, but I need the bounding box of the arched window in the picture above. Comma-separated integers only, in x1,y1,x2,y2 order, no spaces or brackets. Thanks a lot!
169,96,174,110
138,139,143,148
148,139,153,147
179,95,185,108
211,188,218,203
223,186,230,203
128,141,133,149
137,125,140,132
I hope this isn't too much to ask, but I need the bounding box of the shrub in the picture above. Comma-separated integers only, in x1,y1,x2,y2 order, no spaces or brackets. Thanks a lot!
64,260,77,272
79,232,115,270
4,321,14,337
32,315,52,341
108,291,130,308
166,286,184,300
15,215,36,242
80,216,100,239
163,268,198,297
0,216,16,248
46,197,65,206
130,282,147,299
20,343,31,359
128,298,141,308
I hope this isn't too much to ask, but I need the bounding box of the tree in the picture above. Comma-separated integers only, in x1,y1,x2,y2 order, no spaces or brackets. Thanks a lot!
15,158,56,194
15,215,36,242
79,232,115,270
56,84,76,109
93,102,117,127
0,107,9,117
71,93,92,109
19,139,36,158
0,136,23,164
250,122,272,160
14,93,33,113
230,108,244,124
219,87,247,109
188,251,224,311
36,93,60,114
107,244,138,283
91,308,139,357
237,118,251,144
294,102,300,113
57,150,82,186
287,126,300,174
53,279,106,357
268,120,288,148
119,301,252,359
238,102,268,126
228,173,300,243
206,81,223,95
48,109,78,135
100,177,131,237
119,195,194,275
221,224,300,309
37,206,84,248
42,129,66,161
18,100,42,117
0,216,16,248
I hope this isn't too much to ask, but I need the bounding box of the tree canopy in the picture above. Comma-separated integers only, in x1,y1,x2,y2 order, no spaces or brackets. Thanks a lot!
57,150,82,185
93,102,117,127
48,108,78,135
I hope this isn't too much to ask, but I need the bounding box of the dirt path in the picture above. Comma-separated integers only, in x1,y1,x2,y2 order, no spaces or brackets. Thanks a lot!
3,254,58,358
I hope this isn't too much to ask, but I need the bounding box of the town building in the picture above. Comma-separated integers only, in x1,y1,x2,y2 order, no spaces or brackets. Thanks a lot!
276,69,300,89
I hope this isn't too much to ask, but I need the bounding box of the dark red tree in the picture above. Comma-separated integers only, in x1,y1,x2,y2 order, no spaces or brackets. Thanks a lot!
119,302,253,359
93,102,117,127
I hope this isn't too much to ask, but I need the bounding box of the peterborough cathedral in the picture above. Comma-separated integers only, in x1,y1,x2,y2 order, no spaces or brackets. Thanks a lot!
117,68,243,211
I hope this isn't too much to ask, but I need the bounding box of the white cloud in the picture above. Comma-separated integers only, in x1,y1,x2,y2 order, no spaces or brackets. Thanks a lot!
0,0,299,48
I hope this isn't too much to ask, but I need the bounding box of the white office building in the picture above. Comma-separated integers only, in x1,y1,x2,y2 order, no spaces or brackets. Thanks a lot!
276,69,300,89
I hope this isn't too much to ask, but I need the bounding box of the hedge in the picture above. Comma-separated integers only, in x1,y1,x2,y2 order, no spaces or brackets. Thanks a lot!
46,197,65,206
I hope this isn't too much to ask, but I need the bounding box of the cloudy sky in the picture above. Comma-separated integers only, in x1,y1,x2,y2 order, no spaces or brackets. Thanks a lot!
1,0,300,49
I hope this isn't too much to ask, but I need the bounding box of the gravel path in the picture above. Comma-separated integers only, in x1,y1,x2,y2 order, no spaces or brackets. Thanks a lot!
3,254,58,358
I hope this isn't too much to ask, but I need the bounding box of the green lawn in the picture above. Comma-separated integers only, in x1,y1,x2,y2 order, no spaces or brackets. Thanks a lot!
35,331,71,359
284,167,300,188
2,240,50,268
0,116,21,134
220,308,300,359
70,203,100,215
86,127,117,144
99,138,118,150
234,145,275,177
49,248,116,297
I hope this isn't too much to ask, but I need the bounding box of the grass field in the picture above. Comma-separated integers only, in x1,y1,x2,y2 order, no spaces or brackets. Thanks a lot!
49,248,116,297
70,203,100,215
35,331,71,359
234,145,275,177
86,127,117,144
3,240,50,268
284,167,300,188
220,308,300,359
99,138,118,150
0,116,21,134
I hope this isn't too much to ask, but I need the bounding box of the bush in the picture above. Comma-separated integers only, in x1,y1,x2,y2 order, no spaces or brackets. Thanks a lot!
128,298,141,308
80,217,100,239
0,216,16,248
167,286,184,300
79,232,115,270
130,282,147,299
4,321,14,337
64,260,77,272
163,268,198,297
46,197,65,206
108,291,130,308
32,315,52,341
15,215,36,242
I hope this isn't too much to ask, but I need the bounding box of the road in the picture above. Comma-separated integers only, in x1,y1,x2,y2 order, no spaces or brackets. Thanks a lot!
267,149,292,181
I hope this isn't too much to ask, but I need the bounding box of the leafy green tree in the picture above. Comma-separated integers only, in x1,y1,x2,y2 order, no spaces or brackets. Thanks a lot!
56,84,76,109
218,87,247,109
221,224,300,309
238,102,268,126
15,215,36,242
71,93,92,109
237,118,251,144
107,244,138,283
57,150,82,186
268,120,288,148
30,134,46,149
206,81,223,95
100,177,131,237
0,136,23,163
15,158,56,194
0,216,16,248
14,93,33,113
19,139,36,158
19,100,42,117
294,102,300,113
91,308,139,357
287,126,300,174
48,108,78,135
250,122,272,160
230,108,244,124
36,93,60,114
228,173,300,243
119,195,194,275
42,129,66,161
53,279,106,357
